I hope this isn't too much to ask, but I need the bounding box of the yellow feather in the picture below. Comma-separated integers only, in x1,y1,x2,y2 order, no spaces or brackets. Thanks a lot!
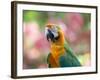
50,29,65,67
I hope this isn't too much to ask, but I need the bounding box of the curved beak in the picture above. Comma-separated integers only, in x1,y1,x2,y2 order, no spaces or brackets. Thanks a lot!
47,29,55,42
45,28,59,42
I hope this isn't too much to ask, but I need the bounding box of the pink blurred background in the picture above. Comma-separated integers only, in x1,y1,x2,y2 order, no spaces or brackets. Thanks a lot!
23,11,91,69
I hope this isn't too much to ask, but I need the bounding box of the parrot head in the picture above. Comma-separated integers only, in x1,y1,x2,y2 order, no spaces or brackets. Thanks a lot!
45,24,65,46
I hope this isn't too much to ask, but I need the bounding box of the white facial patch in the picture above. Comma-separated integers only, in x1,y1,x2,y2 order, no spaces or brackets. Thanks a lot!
45,27,48,37
52,30,59,38
51,26,59,38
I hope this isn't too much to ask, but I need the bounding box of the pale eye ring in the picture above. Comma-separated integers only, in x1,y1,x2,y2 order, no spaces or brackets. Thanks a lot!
51,27,56,32
54,26,58,31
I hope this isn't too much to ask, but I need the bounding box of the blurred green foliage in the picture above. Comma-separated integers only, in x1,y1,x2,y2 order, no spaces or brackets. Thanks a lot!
82,13,91,31
23,10,48,27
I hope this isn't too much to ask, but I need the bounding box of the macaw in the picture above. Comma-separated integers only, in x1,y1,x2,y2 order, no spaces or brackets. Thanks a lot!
45,24,81,68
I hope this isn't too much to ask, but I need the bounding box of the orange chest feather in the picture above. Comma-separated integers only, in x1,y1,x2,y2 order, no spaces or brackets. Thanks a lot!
50,45,65,66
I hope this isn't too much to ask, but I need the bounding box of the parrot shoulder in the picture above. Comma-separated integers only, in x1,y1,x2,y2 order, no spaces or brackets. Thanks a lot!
58,42,81,67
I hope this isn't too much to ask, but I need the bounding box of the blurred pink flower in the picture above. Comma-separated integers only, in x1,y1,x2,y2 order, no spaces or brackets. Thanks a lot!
24,22,41,44
24,48,41,60
61,13,84,43
34,33,50,54
66,13,84,32
66,29,77,42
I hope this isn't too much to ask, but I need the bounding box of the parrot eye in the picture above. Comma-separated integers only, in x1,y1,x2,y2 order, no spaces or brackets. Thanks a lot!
52,26,57,31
